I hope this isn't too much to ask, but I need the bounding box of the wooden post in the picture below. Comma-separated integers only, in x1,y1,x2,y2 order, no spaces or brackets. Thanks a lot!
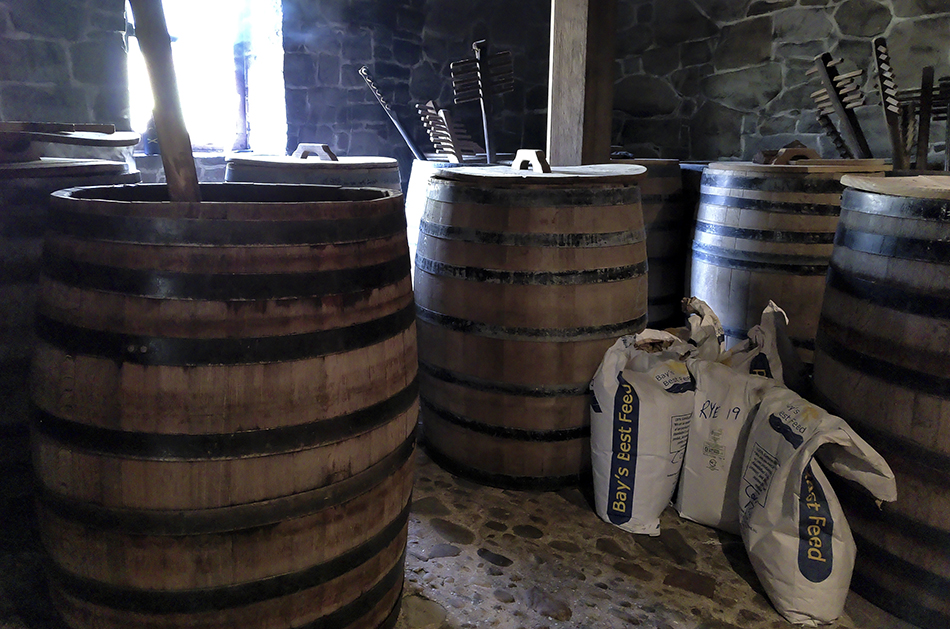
128,0,201,202
546,0,617,166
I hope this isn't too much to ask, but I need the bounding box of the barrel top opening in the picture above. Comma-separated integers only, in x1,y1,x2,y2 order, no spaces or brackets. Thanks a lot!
841,174,950,201
433,163,647,183
51,182,399,205
226,154,398,170
708,159,890,174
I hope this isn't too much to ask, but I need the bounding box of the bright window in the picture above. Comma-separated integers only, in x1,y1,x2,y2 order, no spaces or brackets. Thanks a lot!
126,0,285,154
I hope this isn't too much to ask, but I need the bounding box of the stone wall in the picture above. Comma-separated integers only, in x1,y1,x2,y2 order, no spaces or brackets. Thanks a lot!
613,0,950,160
283,0,550,185
0,0,129,127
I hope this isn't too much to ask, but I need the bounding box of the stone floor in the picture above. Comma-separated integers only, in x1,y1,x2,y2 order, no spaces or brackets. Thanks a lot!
0,437,918,629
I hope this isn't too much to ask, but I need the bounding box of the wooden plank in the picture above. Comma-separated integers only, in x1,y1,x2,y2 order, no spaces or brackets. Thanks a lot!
127,0,201,202
546,0,617,166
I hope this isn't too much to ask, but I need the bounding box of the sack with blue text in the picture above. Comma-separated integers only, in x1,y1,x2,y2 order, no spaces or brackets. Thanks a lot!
674,361,778,534
738,387,897,625
590,331,695,536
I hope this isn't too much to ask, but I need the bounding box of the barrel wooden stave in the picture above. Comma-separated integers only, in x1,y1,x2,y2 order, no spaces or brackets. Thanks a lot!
415,166,647,489
691,162,888,359
813,181,950,629
615,159,688,326
32,183,416,629
0,163,139,465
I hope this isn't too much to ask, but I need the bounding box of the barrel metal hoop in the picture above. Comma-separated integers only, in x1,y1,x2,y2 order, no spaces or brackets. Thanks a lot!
36,432,416,535
826,265,950,320
836,477,950,548
415,305,647,342
414,258,647,285
47,207,407,246
843,188,950,222
691,242,830,275
849,569,950,629
47,524,408,615
835,223,950,265
31,379,418,461
698,193,839,216
851,532,950,617
421,437,583,491
417,221,645,248
815,327,950,399
700,172,846,195
639,191,686,205
418,360,590,398
34,302,416,366
420,396,589,442
694,220,835,244
40,250,411,300
426,180,642,207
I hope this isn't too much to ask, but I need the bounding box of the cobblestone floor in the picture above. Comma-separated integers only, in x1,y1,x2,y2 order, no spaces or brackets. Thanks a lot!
0,438,917,629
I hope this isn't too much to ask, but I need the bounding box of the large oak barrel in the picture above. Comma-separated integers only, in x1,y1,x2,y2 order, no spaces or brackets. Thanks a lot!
614,159,689,327
813,175,950,629
31,183,417,629
690,160,888,361
0,158,139,470
414,163,648,489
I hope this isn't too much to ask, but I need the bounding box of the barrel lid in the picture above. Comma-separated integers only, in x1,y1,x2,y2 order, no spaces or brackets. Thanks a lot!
612,158,679,166
226,154,397,170
433,163,647,183
0,157,128,179
841,173,950,200
708,159,890,174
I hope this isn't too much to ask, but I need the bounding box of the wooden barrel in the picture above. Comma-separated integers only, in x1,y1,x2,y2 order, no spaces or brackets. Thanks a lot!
614,159,688,327
414,163,648,489
690,160,889,361
30,183,417,629
225,152,401,190
813,174,950,629
0,158,139,471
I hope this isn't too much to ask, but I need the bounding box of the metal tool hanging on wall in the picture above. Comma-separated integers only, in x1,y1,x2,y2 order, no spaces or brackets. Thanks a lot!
877,35,950,171
359,65,427,160
416,100,484,163
871,37,911,169
450,40,514,164
807,52,872,159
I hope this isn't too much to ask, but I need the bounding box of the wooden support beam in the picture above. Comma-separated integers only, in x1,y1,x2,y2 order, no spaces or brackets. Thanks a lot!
546,0,617,166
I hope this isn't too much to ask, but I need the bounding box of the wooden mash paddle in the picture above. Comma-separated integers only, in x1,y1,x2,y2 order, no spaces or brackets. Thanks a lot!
128,0,201,202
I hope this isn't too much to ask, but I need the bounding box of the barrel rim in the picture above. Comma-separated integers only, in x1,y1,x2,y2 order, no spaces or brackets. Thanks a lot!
432,163,647,183
50,181,401,206
707,160,890,174
226,154,399,169
842,173,950,201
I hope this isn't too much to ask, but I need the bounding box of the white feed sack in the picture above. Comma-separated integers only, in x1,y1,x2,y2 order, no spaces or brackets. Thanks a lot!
738,387,897,626
675,301,788,534
674,362,778,534
590,331,695,536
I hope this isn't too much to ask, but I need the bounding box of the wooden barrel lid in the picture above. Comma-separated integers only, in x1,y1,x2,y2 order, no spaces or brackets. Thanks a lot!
433,163,647,184
0,157,129,180
708,159,890,174
841,173,950,200
227,154,397,171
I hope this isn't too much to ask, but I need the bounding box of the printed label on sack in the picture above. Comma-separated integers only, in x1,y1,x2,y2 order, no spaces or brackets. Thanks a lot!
798,463,834,582
607,372,638,525
670,413,691,456
749,353,773,378
767,401,822,449
739,442,779,527
654,362,695,394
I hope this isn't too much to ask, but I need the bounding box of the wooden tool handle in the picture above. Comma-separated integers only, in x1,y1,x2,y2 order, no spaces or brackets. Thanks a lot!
128,0,201,202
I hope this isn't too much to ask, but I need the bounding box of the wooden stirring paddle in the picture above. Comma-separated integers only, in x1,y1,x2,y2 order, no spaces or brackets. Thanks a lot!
128,0,201,202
